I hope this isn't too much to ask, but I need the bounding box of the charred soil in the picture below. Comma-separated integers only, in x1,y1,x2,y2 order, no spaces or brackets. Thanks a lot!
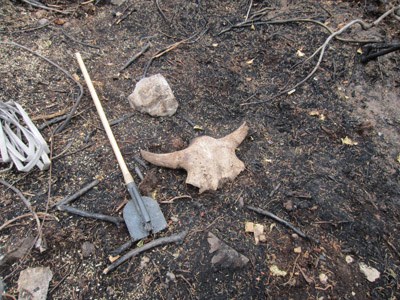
1,0,400,299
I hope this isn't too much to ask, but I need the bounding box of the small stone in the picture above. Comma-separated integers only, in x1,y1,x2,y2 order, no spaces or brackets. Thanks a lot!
284,200,293,211
34,9,47,18
292,233,299,239
319,273,328,285
345,255,354,264
128,74,178,117
18,267,53,300
81,242,95,258
359,262,380,282
165,271,176,283
38,18,49,26
294,247,302,253
139,256,150,269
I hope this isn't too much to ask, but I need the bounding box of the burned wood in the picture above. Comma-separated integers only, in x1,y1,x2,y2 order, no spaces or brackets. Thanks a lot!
120,43,150,71
155,0,168,23
111,239,135,256
54,179,99,208
103,230,188,274
361,43,400,63
57,205,123,226
247,205,318,243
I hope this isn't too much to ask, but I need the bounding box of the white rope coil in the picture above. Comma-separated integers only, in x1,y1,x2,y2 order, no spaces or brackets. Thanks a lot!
0,101,50,172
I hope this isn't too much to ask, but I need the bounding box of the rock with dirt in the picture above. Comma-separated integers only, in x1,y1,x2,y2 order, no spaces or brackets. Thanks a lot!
207,232,249,269
128,74,178,117
18,267,53,300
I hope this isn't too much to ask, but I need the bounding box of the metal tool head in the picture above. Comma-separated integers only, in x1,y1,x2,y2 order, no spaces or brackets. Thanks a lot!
123,197,168,241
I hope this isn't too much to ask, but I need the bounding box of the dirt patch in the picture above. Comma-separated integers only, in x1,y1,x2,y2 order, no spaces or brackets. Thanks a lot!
1,0,399,299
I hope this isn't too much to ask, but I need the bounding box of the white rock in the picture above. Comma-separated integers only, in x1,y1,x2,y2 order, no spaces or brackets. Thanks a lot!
319,273,328,285
359,262,380,282
128,74,178,117
345,255,354,264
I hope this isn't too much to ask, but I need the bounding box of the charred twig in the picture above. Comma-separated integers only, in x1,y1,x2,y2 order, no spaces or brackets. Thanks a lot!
361,43,400,63
54,179,99,208
143,28,207,77
111,239,135,256
21,0,71,14
0,212,57,232
155,0,168,22
245,0,253,22
247,205,317,243
103,230,188,274
109,112,136,126
160,195,192,204
120,43,150,71
114,4,136,25
0,41,83,133
242,6,400,106
61,29,101,49
0,179,45,250
57,205,123,226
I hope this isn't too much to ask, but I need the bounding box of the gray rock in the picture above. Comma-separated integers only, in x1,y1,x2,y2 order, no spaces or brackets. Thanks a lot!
111,0,126,5
207,232,249,269
128,74,178,117
18,267,53,300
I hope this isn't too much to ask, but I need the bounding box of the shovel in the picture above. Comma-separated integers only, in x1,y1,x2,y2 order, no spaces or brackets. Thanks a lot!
75,52,167,241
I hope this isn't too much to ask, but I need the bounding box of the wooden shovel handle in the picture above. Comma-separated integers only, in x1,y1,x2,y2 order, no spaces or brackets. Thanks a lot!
75,52,134,184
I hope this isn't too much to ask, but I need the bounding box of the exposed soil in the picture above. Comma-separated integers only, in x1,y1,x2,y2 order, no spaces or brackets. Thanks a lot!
1,0,400,299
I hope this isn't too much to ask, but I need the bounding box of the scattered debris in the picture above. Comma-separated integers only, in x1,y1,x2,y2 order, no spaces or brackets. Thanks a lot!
341,136,358,146
309,110,326,121
141,122,249,193
128,74,178,117
207,232,249,269
18,267,53,300
359,262,380,282
245,222,266,244
269,265,287,277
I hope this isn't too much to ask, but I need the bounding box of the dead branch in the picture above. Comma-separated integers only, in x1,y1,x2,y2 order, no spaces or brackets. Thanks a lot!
61,29,101,49
242,5,400,106
160,195,192,204
103,230,188,274
0,212,57,232
0,41,83,133
57,205,123,226
120,43,151,71
155,0,168,22
247,205,318,243
361,43,400,63
143,28,207,77
21,0,71,14
0,179,45,251
53,179,99,208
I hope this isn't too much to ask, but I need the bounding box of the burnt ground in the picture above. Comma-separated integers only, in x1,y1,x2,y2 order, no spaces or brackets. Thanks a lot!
1,0,400,299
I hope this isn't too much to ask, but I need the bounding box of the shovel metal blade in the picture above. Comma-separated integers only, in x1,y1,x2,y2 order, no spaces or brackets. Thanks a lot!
123,197,168,241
